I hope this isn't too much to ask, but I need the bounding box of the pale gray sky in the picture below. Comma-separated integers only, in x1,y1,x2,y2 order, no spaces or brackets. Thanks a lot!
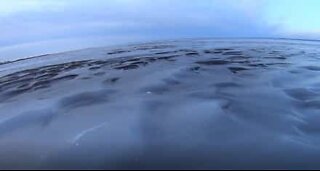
0,0,319,60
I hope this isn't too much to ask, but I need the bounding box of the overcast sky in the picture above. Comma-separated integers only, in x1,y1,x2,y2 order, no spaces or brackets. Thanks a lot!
0,0,320,60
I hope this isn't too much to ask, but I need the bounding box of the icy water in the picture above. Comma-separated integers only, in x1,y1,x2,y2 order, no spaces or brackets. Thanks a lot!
1,39,320,169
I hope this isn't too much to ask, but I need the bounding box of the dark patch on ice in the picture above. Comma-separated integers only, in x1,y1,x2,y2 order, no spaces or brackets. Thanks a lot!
154,51,179,55
0,110,57,137
298,118,320,135
227,55,250,61
0,78,34,90
107,49,131,55
196,60,230,65
222,51,243,56
302,66,320,71
185,52,200,56
285,88,319,101
179,49,198,53
133,44,176,51
36,73,59,81
162,78,181,85
188,90,217,100
203,48,235,55
52,74,78,82
126,58,142,62
81,77,92,80
266,56,287,60
114,64,140,70
189,66,201,72
215,48,234,51
247,63,267,68
301,100,320,109
59,90,115,111
0,88,32,102
204,49,223,54
156,55,179,61
0,61,88,91
33,84,51,91
129,61,148,66
228,67,249,73
89,66,101,71
88,60,111,66
0,74,78,102
93,72,106,76
103,77,120,85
